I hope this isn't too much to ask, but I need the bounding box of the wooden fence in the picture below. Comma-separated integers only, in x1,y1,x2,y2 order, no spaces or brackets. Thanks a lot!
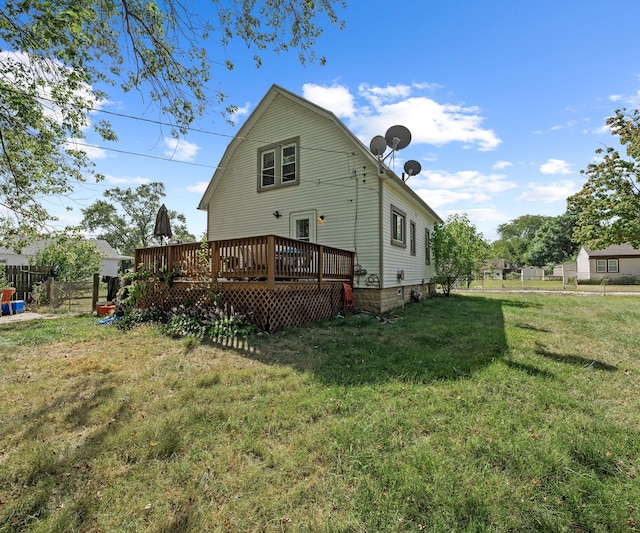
2,265,52,301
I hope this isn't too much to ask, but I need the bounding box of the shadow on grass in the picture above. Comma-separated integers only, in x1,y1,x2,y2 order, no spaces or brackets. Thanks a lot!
244,294,510,385
502,359,556,378
535,342,618,371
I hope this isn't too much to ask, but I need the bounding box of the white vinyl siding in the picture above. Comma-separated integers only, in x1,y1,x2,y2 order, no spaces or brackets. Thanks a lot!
206,93,380,283
203,88,441,292
381,181,437,288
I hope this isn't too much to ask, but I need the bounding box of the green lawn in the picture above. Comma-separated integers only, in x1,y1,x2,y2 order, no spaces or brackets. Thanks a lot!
1,293,639,532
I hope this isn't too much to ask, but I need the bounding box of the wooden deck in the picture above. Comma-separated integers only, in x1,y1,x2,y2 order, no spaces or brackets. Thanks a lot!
133,235,355,331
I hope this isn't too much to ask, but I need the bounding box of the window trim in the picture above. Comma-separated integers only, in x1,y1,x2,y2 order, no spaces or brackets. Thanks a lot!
390,205,406,248
425,228,431,265
289,210,317,242
409,221,416,256
596,258,619,273
257,137,300,191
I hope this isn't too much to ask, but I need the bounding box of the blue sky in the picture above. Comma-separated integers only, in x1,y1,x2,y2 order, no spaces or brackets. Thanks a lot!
52,0,640,242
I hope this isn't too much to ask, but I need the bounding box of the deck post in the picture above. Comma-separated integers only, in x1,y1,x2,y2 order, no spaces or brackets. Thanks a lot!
210,240,219,284
166,244,173,272
267,235,275,290
317,245,324,288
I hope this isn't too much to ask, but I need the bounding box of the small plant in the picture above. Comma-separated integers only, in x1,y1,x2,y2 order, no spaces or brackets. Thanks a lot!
0,265,10,289
162,302,255,340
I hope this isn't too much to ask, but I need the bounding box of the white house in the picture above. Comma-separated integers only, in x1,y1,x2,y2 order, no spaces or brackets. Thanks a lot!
576,244,640,281
198,84,443,313
0,239,132,277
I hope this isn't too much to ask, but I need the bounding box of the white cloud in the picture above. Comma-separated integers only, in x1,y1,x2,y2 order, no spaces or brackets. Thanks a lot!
516,180,579,203
609,94,622,102
460,207,509,223
230,102,251,118
302,82,501,151
415,169,517,194
163,137,200,162
493,160,512,170
414,188,491,208
358,83,412,108
302,83,356,118
104,174,150,185
540,158,573,175
186,181,208,194
550,120,576,131
349,96,501,151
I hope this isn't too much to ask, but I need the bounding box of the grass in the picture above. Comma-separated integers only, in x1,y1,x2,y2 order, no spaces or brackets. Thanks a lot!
1,293,639,531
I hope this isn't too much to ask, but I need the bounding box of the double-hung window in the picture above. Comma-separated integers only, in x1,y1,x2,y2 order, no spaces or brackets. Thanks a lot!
596,258,619,273
258,138,299,191
390,205,406,247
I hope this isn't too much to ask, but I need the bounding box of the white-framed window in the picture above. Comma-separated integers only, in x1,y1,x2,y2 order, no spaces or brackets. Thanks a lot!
410,221,416,256
390,205,406,247
290,210,316,242
258,138,299,191
596,258,619,273
425,229,431,265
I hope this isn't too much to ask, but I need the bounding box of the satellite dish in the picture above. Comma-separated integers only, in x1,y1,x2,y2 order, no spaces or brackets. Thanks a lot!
385,125,411,151
369,135,387,157
403,160,422,177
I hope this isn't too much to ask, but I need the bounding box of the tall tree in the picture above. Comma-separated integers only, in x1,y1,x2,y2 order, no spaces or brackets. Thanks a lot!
432,213,489,296
81,182,194,256
490,214,551,267
525,212,578,267
567,108,640,249
0,0,345,242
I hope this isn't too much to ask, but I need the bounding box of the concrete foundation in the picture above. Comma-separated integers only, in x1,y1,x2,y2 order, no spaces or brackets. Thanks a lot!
354,282,437,314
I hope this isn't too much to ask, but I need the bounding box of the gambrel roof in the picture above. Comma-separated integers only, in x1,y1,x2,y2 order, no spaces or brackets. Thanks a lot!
198,84,442,223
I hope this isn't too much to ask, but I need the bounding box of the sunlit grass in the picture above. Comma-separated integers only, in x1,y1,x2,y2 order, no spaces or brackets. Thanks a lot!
1,293,639,531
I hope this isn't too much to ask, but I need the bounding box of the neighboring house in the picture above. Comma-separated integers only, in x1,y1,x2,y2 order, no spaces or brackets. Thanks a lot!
481,259,512,280
576,244,640,281
198,84,443,313
0,239,132,277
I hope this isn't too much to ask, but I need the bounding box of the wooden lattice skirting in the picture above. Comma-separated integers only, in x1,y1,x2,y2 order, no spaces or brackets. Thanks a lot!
135,281,346,332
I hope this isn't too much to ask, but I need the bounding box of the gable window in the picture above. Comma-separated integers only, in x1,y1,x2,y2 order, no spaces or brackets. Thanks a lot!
261,149,276,187
425,229,431,265
410,221,416,255
390,205,406,247
258,138,299,191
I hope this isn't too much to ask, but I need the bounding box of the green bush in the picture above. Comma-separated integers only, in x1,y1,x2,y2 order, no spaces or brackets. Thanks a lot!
115,301,255,340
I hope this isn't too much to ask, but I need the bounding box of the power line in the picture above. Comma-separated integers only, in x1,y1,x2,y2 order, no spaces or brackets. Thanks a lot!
1,84,355,156
68,141,220,169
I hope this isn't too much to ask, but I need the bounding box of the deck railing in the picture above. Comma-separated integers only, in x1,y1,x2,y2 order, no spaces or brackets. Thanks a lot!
134,235,354,288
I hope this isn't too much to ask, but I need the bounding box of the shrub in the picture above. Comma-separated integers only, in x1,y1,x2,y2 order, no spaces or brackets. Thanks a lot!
115,300,255,340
